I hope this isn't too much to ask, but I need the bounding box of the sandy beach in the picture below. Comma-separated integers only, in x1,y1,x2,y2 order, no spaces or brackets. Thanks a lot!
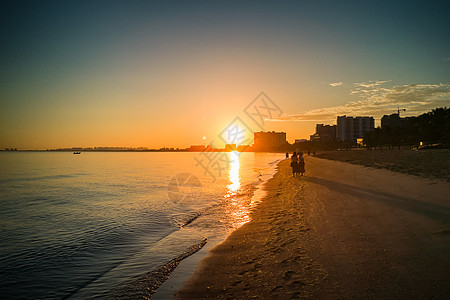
176,156,450,299
315,149,450,182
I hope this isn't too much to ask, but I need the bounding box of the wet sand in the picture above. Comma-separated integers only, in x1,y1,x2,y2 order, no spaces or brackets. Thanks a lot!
111,239,207,299
176,157,450,299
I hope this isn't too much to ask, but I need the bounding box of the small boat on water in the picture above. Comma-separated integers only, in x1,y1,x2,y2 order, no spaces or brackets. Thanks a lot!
73,152,81,154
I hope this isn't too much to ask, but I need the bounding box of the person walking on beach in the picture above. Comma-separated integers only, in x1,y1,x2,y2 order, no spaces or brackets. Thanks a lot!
290,152,298,177
298,152,305,176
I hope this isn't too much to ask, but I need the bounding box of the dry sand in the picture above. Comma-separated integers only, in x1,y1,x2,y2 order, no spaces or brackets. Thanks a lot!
176,157,450,299
315,149,450,182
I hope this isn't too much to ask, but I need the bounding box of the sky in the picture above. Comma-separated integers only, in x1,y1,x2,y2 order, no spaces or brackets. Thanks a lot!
1,0,449,149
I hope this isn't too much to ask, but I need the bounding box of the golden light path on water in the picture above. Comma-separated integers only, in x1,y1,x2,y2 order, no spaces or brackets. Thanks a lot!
228,151,241,193
225,151,251,228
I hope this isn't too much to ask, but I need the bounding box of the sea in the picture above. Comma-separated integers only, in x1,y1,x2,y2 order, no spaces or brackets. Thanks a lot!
0,151,283,299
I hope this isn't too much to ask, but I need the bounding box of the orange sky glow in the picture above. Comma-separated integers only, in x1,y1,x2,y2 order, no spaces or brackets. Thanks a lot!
1,2,449,149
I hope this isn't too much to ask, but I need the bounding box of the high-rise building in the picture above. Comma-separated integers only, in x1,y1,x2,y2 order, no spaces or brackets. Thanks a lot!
253,131,287,151
311,124,337,141
337,116,374,141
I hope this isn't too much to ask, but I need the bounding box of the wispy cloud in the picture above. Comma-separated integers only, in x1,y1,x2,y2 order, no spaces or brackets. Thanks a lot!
273,82,450,123
329,82,343,87
354,80,389,88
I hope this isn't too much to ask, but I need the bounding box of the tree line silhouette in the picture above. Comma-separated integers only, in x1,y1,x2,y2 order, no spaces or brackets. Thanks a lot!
364,107,450,148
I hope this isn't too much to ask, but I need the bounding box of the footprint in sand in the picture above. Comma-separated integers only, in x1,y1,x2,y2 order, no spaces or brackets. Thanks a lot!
294,255,305,261
281,257,292,265
252,263,262,270
270,247,282,255
280,239,295,247
231,280,242,286
270,285,283,294
288,280,307,288
283,270,298,280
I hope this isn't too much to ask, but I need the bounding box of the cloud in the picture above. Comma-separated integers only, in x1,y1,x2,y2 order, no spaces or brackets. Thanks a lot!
329,82,343,87
273,83,450,123
354,80,389,89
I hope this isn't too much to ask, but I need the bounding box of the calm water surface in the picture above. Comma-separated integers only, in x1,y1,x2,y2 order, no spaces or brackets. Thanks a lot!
0,152,282,299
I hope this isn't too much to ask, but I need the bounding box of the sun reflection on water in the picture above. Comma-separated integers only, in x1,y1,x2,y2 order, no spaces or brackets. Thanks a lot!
225,151,251,228
227,151,241,194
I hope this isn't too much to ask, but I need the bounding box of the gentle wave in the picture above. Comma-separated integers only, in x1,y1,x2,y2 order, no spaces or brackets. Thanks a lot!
0,152,283,299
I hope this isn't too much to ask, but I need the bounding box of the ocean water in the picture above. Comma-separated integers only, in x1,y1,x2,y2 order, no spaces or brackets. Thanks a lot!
0,151,283,299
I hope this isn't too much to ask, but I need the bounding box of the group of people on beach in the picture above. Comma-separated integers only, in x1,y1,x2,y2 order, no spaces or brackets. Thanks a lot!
289,151,305,177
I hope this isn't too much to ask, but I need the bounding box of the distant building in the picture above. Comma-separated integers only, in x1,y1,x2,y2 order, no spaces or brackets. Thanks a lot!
189,145,206,152
337,116,374,142
224,144,237,151
381,113,411,129
310,124,337,142
309,133,320,141
295,139,308,143
236,145,250,152
253,131,287,151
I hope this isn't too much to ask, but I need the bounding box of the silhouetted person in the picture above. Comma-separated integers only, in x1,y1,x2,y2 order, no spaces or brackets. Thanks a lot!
298,152,305,176
290,152,298,177
286,152,289,159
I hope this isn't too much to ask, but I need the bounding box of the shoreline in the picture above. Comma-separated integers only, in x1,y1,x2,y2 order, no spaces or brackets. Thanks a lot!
149,156,283,298
110,238,208,299
175,159,323,298
64,153,282,299
176,157,450,299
